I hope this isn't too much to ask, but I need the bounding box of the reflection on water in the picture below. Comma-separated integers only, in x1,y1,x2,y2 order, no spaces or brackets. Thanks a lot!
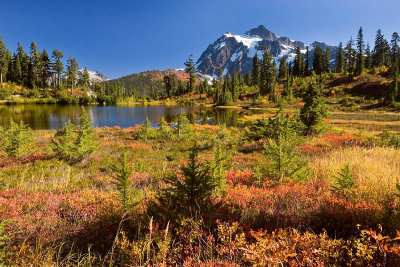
0,104,258,130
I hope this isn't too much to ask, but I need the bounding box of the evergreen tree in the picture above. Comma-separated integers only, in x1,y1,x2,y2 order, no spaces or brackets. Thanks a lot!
238,72,244,87
365,43,372,70
0,37,8,84
324,47,331,73
251,53,260,86
278,56,287,80
52,49,64,89
80,67,90,89
155,145,216,220
356,27,365,75
244,72,252,86
300,82,328,135
12,54,22,84
293,47,304,76
345,38,355,75
231,71,240,102
136,117,156,140
29,41,42,88
67,56,79,94
112,152,131,213
313,45,324,75
41,49,52,88
163,74,178,98
390,60,399,104
373,29,391,67
17,43,29,87
53,107,97,163
221,74,232,104
304,46,310,76
0,119,34,158
184,54,196,93
256,109,308,185
331,163,354,195
335,42,344,73
260,49,277,97
174,109,191,139
282,72,294,101
177,80,184,95
391,32,400,69
3,50,11,83
199,79,208,99
75,107,97,159
158,117,171,138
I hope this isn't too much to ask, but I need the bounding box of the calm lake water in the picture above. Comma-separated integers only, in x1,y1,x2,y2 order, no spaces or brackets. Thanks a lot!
0,104,257,130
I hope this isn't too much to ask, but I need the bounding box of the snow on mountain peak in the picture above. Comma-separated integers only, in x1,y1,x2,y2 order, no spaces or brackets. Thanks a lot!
196,25,338,77
224,32,262,49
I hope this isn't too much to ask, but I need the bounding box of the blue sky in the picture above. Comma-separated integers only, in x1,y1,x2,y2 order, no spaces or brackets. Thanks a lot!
1,0,400,79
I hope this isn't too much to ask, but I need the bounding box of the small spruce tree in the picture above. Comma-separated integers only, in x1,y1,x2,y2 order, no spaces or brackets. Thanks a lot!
75,107,97,158
0,119,34,158
111,152,140,214
154,144,217,221
331,163,355,195
158,117,171,139
53,107,97,163
136,117,156,140
112,152,131,213
174,109,191,139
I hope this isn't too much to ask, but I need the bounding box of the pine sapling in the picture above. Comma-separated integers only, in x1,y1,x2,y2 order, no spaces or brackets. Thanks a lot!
158,117,170,139
155,144,217,221
174,108,191,139
0,119,34,158
112,152,131,213
331,163,355,195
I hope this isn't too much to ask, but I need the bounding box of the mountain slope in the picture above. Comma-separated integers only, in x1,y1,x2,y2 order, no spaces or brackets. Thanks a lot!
106,69,204,97
196,25,338,77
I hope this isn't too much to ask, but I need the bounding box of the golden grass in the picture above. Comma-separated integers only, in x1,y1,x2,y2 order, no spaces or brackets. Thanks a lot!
309,146,400,203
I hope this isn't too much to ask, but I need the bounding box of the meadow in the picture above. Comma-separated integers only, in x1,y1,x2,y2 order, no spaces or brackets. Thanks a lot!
1,99,400,266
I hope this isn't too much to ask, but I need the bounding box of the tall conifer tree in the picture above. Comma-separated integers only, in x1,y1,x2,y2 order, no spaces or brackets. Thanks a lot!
391,32,400,69
0,37,8,84
335,42,344,73
260,49,277,97
52,49,64,89
345,38,355,75
41,49,51,88
184,54,196,93
324,48,331,73
313,45,324,75
293,47,304,76
278,56,287,80
356,27,365,75
252,53,260,86
365,43,372,70
304,46,310,76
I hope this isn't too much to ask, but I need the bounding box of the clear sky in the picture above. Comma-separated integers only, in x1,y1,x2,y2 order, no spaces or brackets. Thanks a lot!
1,0,400,79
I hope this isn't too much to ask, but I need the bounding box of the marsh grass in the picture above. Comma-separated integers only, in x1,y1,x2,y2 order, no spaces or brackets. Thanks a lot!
310,146,400,203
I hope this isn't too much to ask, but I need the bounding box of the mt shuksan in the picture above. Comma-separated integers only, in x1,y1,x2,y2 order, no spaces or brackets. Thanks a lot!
195,25,337,77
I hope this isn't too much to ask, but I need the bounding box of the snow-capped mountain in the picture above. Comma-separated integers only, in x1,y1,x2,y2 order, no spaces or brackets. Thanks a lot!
77,69,109,83
196,25,337,77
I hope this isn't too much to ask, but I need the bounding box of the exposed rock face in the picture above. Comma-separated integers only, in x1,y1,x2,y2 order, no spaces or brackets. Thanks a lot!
196,25,338,77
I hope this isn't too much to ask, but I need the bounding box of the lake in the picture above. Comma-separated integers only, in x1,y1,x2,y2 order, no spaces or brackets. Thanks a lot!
0,104,258,130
